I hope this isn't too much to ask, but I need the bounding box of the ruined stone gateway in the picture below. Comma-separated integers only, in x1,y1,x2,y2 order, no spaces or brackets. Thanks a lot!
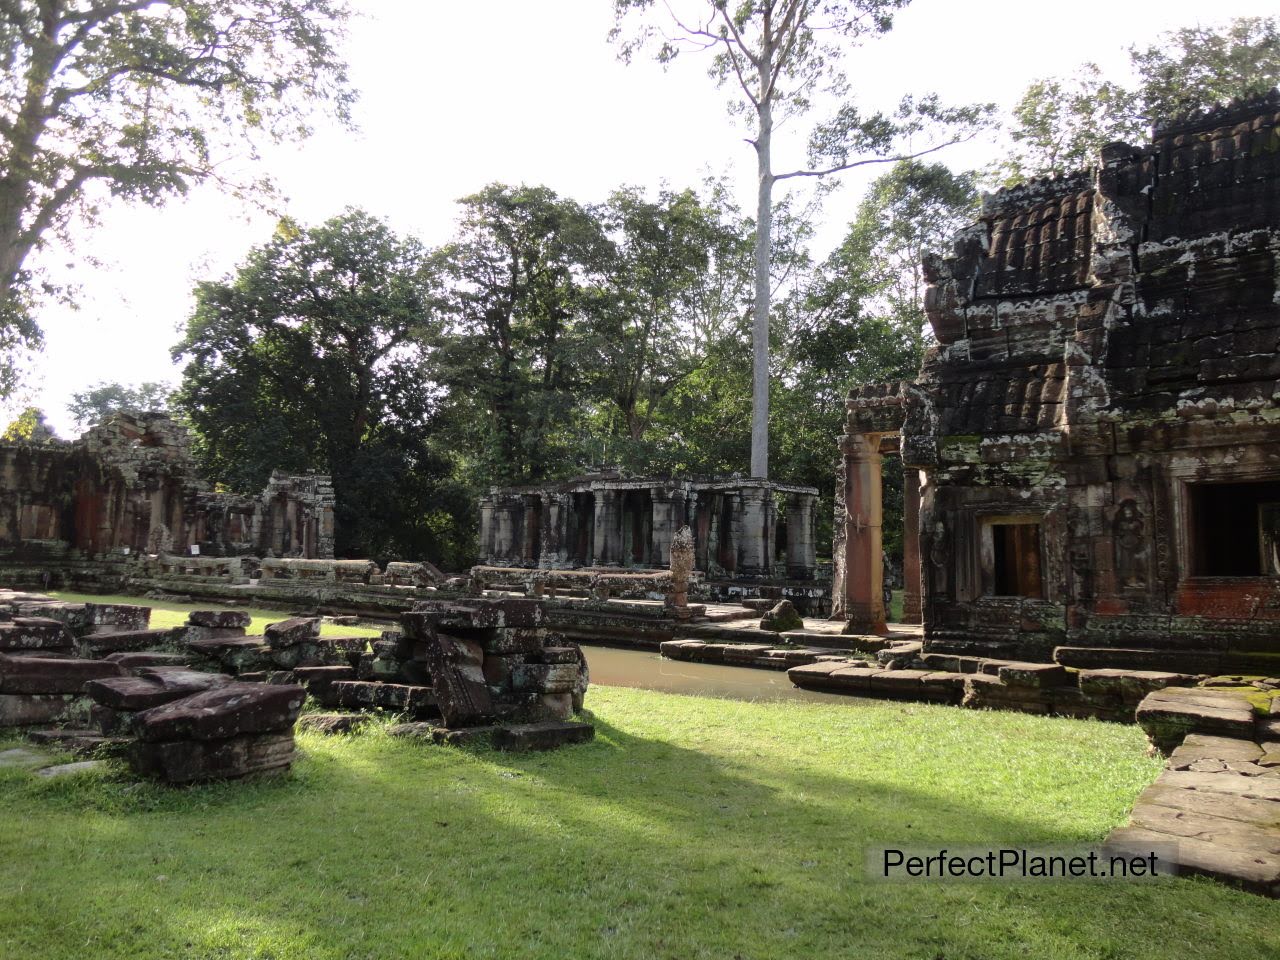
837,93,1280,674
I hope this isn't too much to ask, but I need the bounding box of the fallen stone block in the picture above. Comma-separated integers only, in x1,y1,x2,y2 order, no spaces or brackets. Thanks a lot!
264,618,322,648
86,670,232,711
78,628,177,657
131,732,295,784
0,655,124,694
188,611,252,629
491,721,595,751
103,652,191,669
296,713,370,735
424,635,491,726
0,618,74,651
411,598,546,630
333,680,438,717
0,693,86,727
1078,669,1198,702
133,683,305,742
386,721,438,741
995,662,1070,688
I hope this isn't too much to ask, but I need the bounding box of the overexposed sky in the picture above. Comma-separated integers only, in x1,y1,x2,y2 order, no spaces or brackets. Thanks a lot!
19,0,1280,435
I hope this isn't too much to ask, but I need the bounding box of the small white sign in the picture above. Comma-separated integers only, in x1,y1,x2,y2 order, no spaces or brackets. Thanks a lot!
190,544,200,556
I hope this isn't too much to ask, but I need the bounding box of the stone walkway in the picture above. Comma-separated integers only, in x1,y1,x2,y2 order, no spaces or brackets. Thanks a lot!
1108,687,1280,897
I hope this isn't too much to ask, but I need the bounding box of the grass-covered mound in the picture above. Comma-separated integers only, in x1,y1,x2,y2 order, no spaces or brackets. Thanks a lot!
1,687,1273,959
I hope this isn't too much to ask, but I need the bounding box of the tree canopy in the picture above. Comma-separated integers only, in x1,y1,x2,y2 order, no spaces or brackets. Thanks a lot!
610,0,989,478
999,16,1280,184
67,380,174,431
173,209,468,563
0,0,355,396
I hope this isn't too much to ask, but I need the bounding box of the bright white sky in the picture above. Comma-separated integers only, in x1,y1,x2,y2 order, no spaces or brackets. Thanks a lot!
17,0,1280,435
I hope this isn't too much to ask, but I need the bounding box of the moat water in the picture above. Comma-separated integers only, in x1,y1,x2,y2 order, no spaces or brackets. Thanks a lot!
579,644,871,706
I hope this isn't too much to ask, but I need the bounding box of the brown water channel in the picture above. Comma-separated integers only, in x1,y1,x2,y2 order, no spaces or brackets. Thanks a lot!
580,644,874,706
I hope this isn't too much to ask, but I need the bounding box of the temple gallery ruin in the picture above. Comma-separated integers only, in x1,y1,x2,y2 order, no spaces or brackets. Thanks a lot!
1,94,1279,898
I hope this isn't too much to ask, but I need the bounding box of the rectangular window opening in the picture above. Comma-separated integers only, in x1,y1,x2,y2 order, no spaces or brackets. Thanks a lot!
1189,480,1280,577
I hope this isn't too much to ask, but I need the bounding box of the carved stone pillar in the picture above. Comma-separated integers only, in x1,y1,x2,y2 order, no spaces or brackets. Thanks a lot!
902,468,923,624
737,485,772,577
592,489,621,566
836,433,887,633
785,493,816,579
478,495,494,562
650,485,687,567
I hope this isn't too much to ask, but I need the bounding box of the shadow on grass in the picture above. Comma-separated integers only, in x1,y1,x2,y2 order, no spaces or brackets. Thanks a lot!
0,694,1273,960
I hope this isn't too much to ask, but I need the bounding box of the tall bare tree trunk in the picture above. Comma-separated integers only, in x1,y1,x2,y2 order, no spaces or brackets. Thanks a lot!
750,62,773,479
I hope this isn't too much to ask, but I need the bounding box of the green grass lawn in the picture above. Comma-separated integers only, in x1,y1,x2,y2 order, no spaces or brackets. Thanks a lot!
1,686,1274,959
48,591,385,638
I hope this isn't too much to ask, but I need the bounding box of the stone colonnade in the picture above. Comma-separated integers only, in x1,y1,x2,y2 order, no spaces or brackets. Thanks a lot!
479,477,820,581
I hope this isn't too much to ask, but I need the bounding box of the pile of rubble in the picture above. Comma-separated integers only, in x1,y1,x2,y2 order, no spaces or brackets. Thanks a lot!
2,589,595,785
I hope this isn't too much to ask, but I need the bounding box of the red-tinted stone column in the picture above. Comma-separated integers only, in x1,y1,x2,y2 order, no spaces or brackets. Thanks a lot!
837,432,887,634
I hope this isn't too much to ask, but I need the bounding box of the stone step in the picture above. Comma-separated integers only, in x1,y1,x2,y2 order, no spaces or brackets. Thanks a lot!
1054,646,1223,674
779,630,858,651
671,623,769,644
1136,686,1259,753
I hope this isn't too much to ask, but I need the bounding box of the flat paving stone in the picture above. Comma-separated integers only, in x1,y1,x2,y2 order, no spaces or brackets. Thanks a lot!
0,746,54,768
35,760,106,778
1169,734,1264,767
1110,737,1280,898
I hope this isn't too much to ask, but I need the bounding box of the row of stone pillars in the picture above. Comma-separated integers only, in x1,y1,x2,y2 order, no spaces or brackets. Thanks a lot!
833,432,922,633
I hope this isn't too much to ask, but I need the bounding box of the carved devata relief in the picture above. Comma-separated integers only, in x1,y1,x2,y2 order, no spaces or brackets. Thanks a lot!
1113,498,1150,592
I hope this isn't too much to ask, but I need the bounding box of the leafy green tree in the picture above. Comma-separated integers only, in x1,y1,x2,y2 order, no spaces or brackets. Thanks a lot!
611,0,989,478
436,184,611,485
1,405,54,442
173,210,465,563
589,182,753,447
775,160,977,555
0,0,355,396
68,380,174,431
1000,16,1280,184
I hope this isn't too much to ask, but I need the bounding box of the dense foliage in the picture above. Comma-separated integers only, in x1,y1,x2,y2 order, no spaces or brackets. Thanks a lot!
999,16,1280,184
67,381,174,430
170,165,970,567
0,0,354,398
173,210,472,565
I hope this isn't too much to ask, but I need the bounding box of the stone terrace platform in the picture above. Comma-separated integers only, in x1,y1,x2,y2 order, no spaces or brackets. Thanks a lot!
1108,686,1280,897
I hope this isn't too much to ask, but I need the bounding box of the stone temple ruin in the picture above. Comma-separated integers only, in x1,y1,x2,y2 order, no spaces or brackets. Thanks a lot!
478,471,823,609
836,92,1280,675
0,411,335,587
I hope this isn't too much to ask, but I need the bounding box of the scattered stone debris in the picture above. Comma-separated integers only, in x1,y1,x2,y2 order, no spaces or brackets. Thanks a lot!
296,713,370,736
759,600,803,633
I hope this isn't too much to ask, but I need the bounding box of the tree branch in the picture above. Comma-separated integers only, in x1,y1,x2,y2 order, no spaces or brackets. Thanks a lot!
773,136,973,181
